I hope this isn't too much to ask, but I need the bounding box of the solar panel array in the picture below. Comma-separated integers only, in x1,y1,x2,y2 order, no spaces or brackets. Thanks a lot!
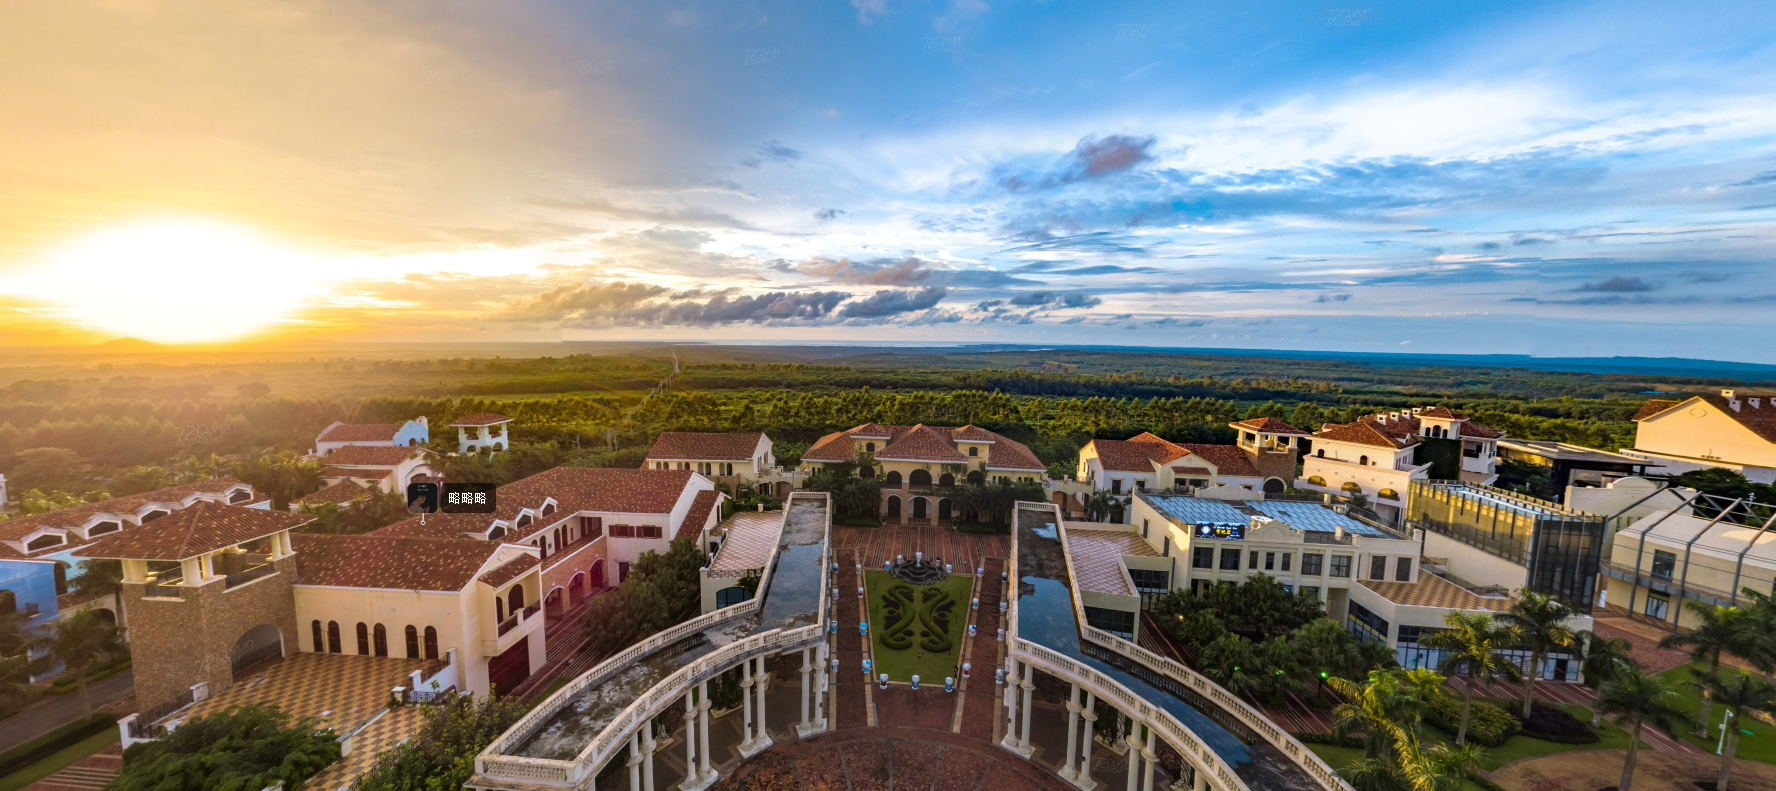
1248,500,1387,537
1148,496,1249,527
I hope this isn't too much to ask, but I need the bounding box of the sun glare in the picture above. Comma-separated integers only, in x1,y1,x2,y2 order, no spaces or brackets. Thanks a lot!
27,219,321,344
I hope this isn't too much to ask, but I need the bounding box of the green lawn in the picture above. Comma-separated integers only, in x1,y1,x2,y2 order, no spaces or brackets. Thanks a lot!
0,728,118,791
1658,664,1776,763
1308,702,1645,789
863,570,972,682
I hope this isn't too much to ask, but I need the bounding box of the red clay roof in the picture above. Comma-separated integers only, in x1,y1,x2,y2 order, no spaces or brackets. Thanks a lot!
78,502,311,560
646,431,764,462
1314,408,1503,448
323,445,420,467
802,424,1043,470
676,490,722,541
1170,466,1213,476
317,423,403,443
0,478,249,547
1087,433,1188,472
1634,399,1682,421
449,412,512,427
1230,417,1308,435
292,534,509,591
376,467,703,543
1635,394,1776,445
294,480,372,507
478,554,540,587
1176,444,1263,478
1416,406,1459,419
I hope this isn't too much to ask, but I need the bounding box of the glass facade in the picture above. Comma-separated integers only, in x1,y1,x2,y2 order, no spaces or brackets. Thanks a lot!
1409,480,1607,612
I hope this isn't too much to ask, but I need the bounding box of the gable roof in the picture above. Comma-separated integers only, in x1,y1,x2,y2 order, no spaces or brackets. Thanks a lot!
1175,444,1262,478
449,412,513,427
0,477,249,547
646,431,765,462
801,423,1043,470
292,533,511,591
676,490,722,541
1086,433,1185,472
78,502,311,560
1313,420,1414,449
1634,399,1683,422
323,445,421,467
317,423,403,443
375,467,702,543
478,554,540,588
1230,417,1308,435
294,480,372,507
1636,393,1776,445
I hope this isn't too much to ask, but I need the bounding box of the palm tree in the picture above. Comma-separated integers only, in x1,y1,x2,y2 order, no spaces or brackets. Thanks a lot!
1660,602,1761,737
1495,590,1576,717
1691,670,1776,791
1083,490,1122,522
39,609,125,714
1421,612,1521,745
1330,669,1441,763
71,559,125,619
1595,673,1691,791
1571,630,1638,726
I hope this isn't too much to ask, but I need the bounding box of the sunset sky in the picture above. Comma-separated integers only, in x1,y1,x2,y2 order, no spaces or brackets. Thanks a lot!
2,0,1773,359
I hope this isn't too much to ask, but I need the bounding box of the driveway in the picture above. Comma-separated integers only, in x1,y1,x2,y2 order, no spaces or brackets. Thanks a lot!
0,671,134,753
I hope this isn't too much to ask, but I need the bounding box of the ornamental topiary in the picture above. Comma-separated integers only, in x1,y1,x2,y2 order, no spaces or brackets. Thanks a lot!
1517,703,1598,744
1427,694,1520,747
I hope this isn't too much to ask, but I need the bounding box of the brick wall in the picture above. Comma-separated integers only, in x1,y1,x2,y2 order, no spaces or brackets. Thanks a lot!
123,556,299,715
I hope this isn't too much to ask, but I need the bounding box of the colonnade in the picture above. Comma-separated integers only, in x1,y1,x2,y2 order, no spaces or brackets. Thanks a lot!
1002,653,1204,791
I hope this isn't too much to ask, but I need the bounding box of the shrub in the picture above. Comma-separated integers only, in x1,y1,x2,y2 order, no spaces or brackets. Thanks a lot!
1517,703,1598,744
1290,730,1363,748
954,522,1003,535
1427,695,1519,747
0,712,116,777
840,517,881,528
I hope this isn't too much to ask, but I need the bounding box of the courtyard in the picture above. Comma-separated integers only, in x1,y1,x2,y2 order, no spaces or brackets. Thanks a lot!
863,569,972,683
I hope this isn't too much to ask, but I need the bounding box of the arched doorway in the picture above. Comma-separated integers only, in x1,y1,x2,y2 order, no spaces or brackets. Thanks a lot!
938,498,953,522
588,559,606,591
231,624,283,675
715,586,752,608
568,571,587,604
885,496,902,521
1263,478,1286,495
545,587,564,621
884,470,903,489
909,469,932,488
938,473,954,487
966,470,985,485
912,497,929,520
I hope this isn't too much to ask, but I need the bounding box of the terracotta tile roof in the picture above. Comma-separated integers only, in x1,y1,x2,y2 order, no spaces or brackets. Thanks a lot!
1175,444,1262,478
478,554,540,587
449,412,512,427
984,434,1045,471
1633,399,1682,422
376,467,702,543
323,445,420,467
708,511,783,574
78,502,311,560
294,480,372,507
850,423,893,438
1416,406,1459,419
799,428,858,462
292,534,508,591
952,425,999,442
1230,417,1308,435
323,466,388,481
1316,408,1502,449
0,477,249,547
1459,422,1503,439
877,424,969,463
646,431,764,462
1170,466,1212,476
1315,419,1415,449
318,423,403,443
1358,573,1510,612
1087,433,1185,472
676,490,722,541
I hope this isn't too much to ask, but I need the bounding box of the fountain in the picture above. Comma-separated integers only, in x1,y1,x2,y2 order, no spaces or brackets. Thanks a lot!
887,551,949,585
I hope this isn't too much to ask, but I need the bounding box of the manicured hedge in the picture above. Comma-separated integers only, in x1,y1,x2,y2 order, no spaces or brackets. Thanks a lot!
841,517,882,528
1428,695,1519,747
1290,730,1363,748
954,522,1004,535
0,712,117,778
1517,704,1599,744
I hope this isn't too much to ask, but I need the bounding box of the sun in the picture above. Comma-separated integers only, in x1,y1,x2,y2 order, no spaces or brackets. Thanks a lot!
26,219,323,344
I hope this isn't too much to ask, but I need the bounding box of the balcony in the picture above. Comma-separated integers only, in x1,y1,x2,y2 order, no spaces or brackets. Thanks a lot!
484,604,541,656
224,562,278,590
142,577,185,599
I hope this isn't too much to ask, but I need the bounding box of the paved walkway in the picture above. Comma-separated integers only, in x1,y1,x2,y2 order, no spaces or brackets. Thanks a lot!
711,728,1073,791
834,525,1005,577
24,743,121,791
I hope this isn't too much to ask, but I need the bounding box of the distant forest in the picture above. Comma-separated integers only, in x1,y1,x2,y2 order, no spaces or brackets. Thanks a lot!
0,345,1729,494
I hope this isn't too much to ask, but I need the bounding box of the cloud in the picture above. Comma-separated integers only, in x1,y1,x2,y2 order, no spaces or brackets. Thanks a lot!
1006,291,1102,309
1727,170,1776,188
524,196,756,230
1568,276,1655,293
850,0,886,24
813,208,846,221
995,134,1156,192
799,257,933,286
740,140,802,168
838,286,949,318
503,281,671,321
1315,293,1353,303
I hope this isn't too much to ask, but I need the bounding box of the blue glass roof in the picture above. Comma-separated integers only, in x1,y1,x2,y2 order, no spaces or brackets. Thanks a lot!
1247,500,1386,537
1146,495,1248,527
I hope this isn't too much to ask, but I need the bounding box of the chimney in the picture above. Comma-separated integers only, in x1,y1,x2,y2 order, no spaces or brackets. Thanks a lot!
1751,397,1763,409
1722,389,1736,399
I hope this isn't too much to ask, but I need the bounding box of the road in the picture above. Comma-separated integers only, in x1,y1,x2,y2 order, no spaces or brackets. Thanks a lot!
0,671,134,753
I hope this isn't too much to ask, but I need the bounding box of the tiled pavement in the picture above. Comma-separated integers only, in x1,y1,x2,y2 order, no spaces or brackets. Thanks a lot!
834,525,1004,577
955,558,1006,741
711,728,1072,791
25,743,120,791
834,548,872,730
304,704,431,790
163,653,428,737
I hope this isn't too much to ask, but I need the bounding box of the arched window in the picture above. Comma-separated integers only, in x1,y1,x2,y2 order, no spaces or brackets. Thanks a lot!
517,514,532,528
312,620,324,652
966,470,984,485
373,624,388,657
356,622,370,654
884,470,902,488
423,626,439,660
405,625,420,659
542,502,556,516
327,621,342,653
1358,455,1369,466
858,465,875,479
508,586,525,615
909,469,932,487
865,442,876,453
968,446,978,457
1316,449,1325,458
939,473,954,487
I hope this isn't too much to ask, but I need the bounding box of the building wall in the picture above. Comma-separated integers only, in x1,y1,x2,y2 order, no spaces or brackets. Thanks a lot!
1636,401,1776,471
1421,532,1529,591
123,555,299,715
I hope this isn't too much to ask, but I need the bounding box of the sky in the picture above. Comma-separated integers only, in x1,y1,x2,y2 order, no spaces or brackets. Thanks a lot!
1,0,1774,359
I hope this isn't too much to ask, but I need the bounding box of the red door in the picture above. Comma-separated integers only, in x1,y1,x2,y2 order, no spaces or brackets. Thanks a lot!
488,638,531,696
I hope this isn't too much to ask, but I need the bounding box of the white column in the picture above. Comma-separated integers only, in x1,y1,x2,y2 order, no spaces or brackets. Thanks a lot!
1001,657,1020,750
1123,722,1140,791
1140,727,1156,791
1078,691,1098,787
683,694,698,786
628,732,642,791
1192,764,1209,791
754,657,769,740
1018,664,1034,754
642,726,658,791
797,646,822,737
799,647,812,728
1062,685,1082,781
696,681,713,779
742,660,756,742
